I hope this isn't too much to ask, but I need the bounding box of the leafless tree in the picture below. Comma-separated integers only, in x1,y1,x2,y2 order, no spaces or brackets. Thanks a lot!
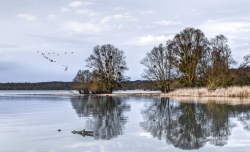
169,28,210,87
204,35,237,88
72,70,93,94
86,44,130,93
141,43,177,93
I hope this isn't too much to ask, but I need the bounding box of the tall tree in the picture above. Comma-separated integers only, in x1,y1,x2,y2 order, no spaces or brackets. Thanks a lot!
169,28,209,87
205,35,237,88
141,43,176,93
86,44,129,93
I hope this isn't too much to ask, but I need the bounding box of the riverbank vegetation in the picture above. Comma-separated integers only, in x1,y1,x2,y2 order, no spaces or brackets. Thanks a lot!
141,27,250,93
163,86,250,97
71,27,250,94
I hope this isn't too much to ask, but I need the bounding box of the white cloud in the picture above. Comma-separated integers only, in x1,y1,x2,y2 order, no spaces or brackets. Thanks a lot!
47,14,57,20
139,11,155,15
201,21,250,35
69,1,82,7
61,22,103,34
69,1,95,7
82,2,95,6
112,7,125,11
61,7,71,13
16,14,37,21
154,20,182,26
75,9,100,16
100,14,137,25
127,35,173,46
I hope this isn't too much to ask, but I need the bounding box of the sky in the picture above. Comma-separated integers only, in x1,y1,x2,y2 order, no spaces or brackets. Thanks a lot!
0,0,250,82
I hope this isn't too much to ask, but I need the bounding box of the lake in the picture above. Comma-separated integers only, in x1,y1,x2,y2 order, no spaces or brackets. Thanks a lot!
1,91,250,152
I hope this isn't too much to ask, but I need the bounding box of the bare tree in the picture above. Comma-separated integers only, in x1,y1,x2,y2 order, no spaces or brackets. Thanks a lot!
141,43,176,92
86,44,129,93
169,28,209,87
205,35,237,88
72,70,93,94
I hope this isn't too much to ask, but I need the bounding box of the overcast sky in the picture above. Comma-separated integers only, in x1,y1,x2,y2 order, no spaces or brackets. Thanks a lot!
1,0,250,82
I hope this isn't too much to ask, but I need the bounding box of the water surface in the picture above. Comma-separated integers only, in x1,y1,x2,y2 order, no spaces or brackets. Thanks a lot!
0,91,250,152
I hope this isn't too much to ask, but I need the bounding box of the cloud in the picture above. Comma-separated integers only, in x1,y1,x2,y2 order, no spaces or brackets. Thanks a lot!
16,14,37,21
61,22,103,34
100,14,137,25
69,1,82,7
69,1,94,7
47,14,57,20
112,7,125,11
127,35,173,46
75,9,100,16
201,21,250,36
61,7,71,13
138,11,155,15
154,20,182,26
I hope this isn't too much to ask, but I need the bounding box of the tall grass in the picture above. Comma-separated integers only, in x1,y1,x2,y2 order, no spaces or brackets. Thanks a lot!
163,86,250,97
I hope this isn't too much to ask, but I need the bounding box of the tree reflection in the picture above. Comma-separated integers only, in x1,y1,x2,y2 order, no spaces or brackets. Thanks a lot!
206,102,234,146
141,98,250,150
71,96,130,140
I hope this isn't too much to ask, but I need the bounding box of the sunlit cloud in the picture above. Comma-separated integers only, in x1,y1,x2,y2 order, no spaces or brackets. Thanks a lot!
138,11,155,15
100,14,137,25
47,14,57,20
61,22,103,34
201,21,250,36
61,7,71,13
69,1,95,7
154,20,182,26
112,7,126,11
16,14,37,21
69,1,82,7
127,35,173,46
75,9,100,16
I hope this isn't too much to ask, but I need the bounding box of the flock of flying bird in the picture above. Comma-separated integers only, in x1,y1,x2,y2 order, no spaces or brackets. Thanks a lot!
37,51,73,71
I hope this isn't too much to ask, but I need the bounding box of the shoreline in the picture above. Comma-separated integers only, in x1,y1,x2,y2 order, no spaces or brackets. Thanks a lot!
2,86,250,98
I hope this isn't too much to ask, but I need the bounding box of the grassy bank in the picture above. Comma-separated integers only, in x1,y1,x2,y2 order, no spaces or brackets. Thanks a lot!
162,86,250,97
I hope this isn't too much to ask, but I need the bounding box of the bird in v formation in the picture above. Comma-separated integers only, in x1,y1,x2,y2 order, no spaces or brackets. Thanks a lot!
37,51,74,71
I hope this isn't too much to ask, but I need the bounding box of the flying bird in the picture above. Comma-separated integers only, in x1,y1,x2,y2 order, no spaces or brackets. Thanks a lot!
65,52,67,54
71,52,73,54
37,51,39,53
57,54,59,56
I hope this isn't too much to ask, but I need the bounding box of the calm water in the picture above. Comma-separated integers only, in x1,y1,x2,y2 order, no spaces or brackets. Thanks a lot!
1,91,250,152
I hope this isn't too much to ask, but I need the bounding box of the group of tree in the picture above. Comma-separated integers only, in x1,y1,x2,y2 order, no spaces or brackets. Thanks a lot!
0,82,72,90
141,27,250,92
72,27,250,94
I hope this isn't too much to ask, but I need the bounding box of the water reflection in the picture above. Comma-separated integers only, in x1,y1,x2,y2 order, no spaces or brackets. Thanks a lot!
71,96,131,140
141,97,250,150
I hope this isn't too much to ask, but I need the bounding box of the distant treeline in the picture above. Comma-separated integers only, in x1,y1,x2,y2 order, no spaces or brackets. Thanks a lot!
0,80,157,90
0,82,72,90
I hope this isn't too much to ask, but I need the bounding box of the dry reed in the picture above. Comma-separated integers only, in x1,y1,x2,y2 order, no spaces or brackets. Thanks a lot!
162,86,250,97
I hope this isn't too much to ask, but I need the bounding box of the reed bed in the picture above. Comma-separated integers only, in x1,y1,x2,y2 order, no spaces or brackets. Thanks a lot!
162,86,250,97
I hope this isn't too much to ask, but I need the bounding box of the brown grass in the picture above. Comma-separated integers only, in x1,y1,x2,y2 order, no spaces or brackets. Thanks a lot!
162,86,250,97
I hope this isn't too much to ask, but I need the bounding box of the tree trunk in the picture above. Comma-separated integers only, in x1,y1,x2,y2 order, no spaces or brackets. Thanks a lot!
78,90,83,94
